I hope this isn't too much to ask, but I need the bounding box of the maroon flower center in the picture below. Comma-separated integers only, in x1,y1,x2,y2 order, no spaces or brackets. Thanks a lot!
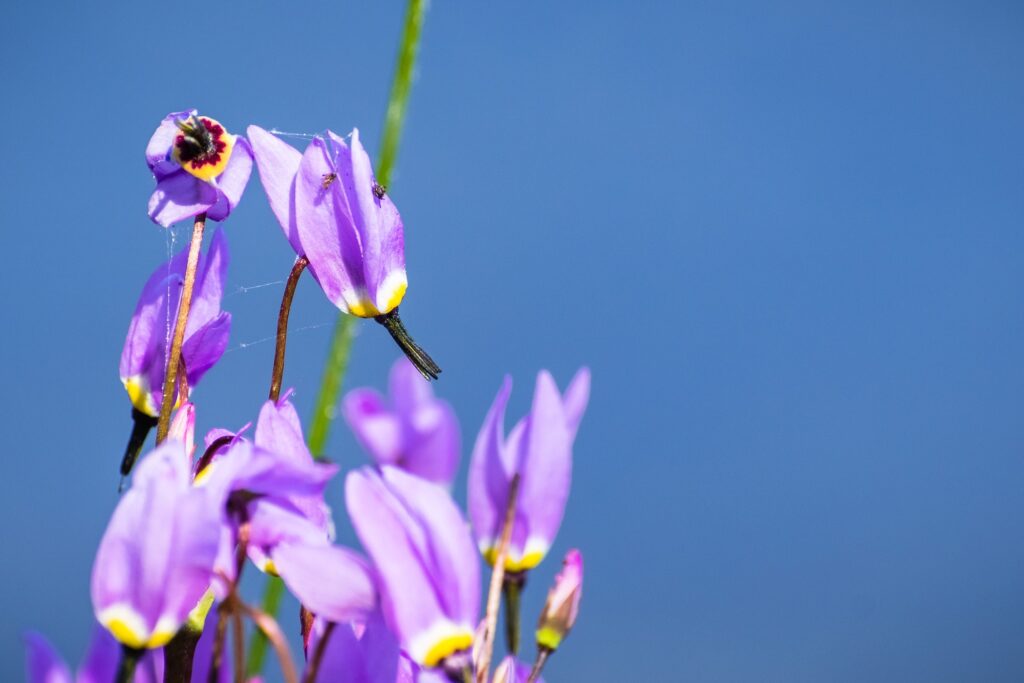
174,117,228,171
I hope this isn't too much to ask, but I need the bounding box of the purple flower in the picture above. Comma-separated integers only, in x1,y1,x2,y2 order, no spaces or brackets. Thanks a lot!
247,126,405,318
247,126,440,380
91,442,223,649
119,228,231,418
146,110,253,227
344,358,460,486
468,368,590,571
346,466,479,670
201,396,376,622
535,549,583,651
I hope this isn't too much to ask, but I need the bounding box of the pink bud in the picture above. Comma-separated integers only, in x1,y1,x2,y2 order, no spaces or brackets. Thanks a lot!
168,402,196,460
535,549,583,651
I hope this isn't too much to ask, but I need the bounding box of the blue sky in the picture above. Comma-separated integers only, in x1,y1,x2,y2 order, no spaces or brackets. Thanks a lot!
2,1,1023,680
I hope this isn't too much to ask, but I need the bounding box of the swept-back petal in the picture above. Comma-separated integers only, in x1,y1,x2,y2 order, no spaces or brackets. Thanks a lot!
23,632,71,683
468,376,513,553
294,136,366,313
346,467,478,665
516,371,572,561
562,367,591,440
148,171,218,228
401,400,460,487
187,228,228,333
91,443,222,649
206,136,253,222
146,110,195,177
343,388,403,465
247,125,304,255
76,625,120,683
181,312,231,388
328,129,406,313
272,542,376,623
309,612,400,683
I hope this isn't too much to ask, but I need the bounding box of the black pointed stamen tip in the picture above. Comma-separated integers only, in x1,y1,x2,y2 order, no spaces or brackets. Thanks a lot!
119,409,158,481
375,310,442,381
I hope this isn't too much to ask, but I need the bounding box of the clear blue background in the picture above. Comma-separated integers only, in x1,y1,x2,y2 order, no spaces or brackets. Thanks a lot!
2,1,1023,680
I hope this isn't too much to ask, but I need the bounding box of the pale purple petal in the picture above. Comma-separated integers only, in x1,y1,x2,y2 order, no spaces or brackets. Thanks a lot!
186,228,229,334
206,137,253,222
493,657,543,683
272,542,376,623
148,170,218,228
181,313,231,388
388,358,435,418
119,249,185,383
295,136,365,312
23,632,71,683
347,467,478,664
310,612,400,683
401,400,460,486
468,376,514,551
562,367,591,441
330,129,406,311
146,110,194,177
76,624,120,683
191,608,230,683
253,397,314,467
247,125,305,255
91,442,222,648
343,388,403,465
516,371,572,556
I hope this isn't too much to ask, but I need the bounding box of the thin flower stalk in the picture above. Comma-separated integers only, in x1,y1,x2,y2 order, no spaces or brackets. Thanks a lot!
269,257,309,402
526,650,549,683
302,620,335,683
476,474,521,683
156,213,206,443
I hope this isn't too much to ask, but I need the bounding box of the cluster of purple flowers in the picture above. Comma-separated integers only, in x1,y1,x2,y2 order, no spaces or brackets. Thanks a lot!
27,111,589,683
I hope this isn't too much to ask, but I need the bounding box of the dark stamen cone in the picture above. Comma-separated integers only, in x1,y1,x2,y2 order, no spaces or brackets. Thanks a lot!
119,408,159,488
374,309,441,381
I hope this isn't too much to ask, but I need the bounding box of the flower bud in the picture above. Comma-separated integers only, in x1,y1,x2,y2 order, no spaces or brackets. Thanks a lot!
535,549,583,651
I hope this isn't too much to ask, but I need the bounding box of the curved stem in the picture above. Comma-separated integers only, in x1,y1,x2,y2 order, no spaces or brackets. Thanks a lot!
240,602,300,683
302,620,335,683
244,577,284,678
476,475,521,683
269,257,308,402
156,213,206,444
232,609,245,683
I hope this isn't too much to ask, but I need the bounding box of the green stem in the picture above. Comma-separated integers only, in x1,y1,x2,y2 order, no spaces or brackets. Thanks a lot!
377,0,427,188
306,314,356,458
245,0,428,675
